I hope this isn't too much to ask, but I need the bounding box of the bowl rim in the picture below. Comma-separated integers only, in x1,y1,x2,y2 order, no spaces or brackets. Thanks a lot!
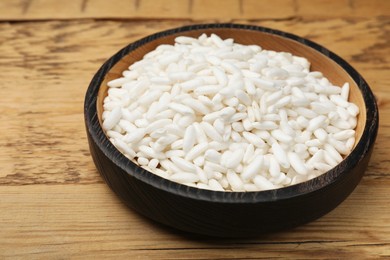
84,23,378,203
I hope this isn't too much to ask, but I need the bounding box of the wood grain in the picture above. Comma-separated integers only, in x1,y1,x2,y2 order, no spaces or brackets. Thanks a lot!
0,0,389,20
1,182,389,258
0,0,389,258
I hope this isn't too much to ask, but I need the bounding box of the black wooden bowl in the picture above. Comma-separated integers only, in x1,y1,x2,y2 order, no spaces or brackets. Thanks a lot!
84,23,378,237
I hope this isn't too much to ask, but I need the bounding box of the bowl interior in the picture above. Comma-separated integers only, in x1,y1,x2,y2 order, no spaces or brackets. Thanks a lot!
96,27,366,164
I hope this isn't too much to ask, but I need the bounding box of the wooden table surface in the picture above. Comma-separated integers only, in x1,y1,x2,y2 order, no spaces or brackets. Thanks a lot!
1,0,389,258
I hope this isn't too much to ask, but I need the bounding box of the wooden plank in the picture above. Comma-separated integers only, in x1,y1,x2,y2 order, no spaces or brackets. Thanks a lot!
241,0,296,19
0,18,388,185
0,0,388,20
191,0,242,20
298,0,390,17
0,182,389,258
0,13,389,259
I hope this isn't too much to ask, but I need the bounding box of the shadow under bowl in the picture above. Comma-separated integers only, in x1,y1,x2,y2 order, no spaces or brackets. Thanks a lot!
84,23,378,237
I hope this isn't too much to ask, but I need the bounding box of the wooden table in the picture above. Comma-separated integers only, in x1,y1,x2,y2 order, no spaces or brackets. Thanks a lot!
1,0,389,258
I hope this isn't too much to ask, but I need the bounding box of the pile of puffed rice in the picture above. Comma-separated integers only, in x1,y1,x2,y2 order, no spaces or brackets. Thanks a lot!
102,33,359,192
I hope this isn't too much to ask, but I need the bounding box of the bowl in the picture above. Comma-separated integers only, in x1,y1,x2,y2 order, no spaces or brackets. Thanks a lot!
84,23,378,237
